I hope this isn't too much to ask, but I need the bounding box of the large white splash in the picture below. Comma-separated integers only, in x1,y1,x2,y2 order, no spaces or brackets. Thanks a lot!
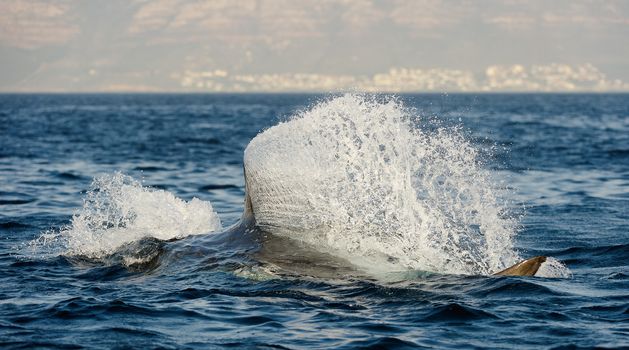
32,173,221,258
245,94,520,275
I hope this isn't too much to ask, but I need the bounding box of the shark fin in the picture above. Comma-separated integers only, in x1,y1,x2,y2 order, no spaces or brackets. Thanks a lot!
494,256,547,277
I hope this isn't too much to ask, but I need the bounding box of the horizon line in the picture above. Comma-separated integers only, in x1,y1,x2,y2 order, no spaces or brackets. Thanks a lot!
2,90,629,95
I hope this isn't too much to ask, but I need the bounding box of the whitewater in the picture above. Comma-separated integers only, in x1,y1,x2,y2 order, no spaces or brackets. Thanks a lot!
28,94,567,278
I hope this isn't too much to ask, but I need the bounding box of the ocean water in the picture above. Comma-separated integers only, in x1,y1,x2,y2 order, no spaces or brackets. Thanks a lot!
1,93,627,349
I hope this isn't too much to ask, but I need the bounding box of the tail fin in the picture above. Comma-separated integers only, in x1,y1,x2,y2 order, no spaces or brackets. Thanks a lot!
494,256,547,277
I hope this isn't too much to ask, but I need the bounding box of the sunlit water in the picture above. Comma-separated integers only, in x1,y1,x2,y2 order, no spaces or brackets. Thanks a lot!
1,93,627,349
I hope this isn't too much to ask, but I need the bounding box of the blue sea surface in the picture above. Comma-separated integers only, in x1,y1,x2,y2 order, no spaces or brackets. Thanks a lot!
1,93,628,349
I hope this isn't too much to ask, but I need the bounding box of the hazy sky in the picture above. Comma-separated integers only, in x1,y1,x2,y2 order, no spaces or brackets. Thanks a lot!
1,0,628,92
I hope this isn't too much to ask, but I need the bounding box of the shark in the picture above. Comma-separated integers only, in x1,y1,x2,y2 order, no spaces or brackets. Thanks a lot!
218,168,548,279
